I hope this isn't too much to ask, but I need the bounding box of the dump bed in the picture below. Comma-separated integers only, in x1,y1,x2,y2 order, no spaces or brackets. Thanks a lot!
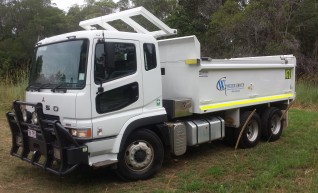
159,36,296,114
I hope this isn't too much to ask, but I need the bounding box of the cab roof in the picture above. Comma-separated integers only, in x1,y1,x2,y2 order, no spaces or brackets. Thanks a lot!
37,30,157,46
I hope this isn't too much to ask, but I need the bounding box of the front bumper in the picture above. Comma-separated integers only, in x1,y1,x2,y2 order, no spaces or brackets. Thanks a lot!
6,101,88,175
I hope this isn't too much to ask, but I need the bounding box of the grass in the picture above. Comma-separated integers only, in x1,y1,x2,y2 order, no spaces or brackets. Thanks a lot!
0,109,317,192
294,81,318,109
0,70,28,112
0,77,317,192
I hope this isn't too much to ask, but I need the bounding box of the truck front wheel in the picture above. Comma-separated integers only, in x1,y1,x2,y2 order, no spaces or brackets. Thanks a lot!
116,129,164,181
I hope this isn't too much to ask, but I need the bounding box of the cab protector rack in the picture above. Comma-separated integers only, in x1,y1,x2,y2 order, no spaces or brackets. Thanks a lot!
79,6,177,38
6,101,88,175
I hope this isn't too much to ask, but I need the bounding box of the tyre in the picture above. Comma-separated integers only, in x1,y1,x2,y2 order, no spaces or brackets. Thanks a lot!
116,129,164,181
235,111,262,148
224,127,236,146
261,107,283,141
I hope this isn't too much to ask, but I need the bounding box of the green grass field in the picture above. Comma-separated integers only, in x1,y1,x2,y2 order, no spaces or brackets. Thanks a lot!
0,80,317,192
0,110,317,193
0,71,28,112
295,81,318,109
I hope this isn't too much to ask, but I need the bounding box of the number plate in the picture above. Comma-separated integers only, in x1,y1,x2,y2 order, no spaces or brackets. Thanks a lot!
28,129,37,139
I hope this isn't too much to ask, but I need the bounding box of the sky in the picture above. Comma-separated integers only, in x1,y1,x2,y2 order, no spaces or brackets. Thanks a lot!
51,0,119,11
51,0,86,11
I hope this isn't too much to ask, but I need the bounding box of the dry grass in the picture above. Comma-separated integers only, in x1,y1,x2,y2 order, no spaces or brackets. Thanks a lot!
294,80,318,110
0,70,28,112
0,110,317,193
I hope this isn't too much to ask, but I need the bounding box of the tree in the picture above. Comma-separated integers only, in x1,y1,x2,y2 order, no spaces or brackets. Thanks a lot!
205,0,302,57
130,0,177,20
0,0,317,83
0,0,68,78
66,0,116,32
165,0,223,54
117,0,130,10
289,0,318,80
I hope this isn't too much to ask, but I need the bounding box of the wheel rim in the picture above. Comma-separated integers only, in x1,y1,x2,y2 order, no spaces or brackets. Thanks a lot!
246,119,259,142
270,114,281,135
124,140,154,172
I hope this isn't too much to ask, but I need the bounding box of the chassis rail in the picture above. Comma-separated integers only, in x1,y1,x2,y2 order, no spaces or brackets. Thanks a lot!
6,101,88,175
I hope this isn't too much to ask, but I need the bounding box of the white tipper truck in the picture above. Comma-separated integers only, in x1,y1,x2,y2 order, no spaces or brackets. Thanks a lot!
6,7,296,180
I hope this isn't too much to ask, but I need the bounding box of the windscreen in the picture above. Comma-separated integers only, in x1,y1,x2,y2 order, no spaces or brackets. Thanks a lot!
29,39,88,89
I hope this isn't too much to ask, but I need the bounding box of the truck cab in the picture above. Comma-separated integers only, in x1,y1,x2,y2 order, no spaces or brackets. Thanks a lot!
27,30,165,148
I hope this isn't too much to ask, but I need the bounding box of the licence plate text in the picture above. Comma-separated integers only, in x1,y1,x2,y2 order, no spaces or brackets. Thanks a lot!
28,129,36,139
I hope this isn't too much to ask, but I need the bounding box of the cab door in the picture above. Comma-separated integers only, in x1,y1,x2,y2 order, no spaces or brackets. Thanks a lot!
90,39,143,138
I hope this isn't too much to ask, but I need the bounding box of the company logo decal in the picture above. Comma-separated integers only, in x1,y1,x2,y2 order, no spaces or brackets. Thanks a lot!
216,77,226,91
216,77,244,95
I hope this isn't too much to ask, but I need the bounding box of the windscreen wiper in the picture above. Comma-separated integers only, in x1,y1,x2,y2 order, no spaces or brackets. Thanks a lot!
51,83,67,93
51,82,83,93
27,83,51,92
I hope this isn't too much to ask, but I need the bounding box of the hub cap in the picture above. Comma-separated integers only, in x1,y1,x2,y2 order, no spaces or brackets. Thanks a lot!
124,140,154,171
246,119,259,142
270,114,281,135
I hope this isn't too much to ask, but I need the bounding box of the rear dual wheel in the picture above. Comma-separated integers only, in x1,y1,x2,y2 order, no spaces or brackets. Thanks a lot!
261,107,283,141
228,108,283,148
236,111,262,148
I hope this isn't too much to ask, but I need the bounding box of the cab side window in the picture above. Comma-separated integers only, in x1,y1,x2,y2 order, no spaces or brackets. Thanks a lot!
95,42,137,83
143,43,157,71
96,82,139,114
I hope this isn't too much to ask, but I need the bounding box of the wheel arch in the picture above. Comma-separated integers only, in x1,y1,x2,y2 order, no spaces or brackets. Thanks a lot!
113,114,168,154
240,99,290,118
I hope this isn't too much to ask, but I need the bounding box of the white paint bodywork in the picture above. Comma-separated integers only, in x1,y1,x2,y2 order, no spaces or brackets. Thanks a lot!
159,36,296,114
25,8,296,166
79,6,177,38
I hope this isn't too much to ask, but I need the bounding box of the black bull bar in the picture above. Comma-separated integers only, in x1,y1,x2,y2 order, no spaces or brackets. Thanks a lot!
6,101,88,175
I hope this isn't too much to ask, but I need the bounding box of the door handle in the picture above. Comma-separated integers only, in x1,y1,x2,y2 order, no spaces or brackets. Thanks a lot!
130,85,139,100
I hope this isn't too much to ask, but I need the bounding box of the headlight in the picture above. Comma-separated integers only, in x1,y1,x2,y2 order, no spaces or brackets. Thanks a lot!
16,136,22,146
32,111,38,124
22,109,28,122
53,148,61,160
71,129,78,136
69,128,91,138
22,109,31,122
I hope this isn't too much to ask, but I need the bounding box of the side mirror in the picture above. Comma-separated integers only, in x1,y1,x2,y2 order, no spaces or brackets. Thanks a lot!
95,78,104,95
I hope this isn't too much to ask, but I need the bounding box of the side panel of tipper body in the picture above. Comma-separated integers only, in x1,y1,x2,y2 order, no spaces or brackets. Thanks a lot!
197,60,295,113
159,36,296,114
